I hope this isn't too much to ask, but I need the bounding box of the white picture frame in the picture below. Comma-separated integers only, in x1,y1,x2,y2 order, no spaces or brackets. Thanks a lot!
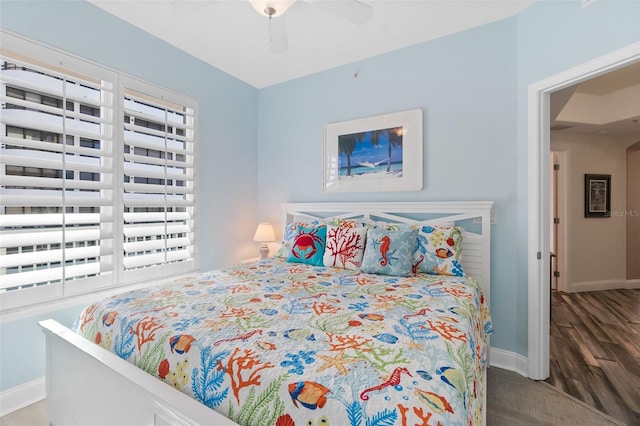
323,109,423,193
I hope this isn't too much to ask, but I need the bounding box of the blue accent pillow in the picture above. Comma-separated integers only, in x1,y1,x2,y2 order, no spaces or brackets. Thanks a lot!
412,225,464,276
360,227,418,277
286,225,327,266
276,219,325,258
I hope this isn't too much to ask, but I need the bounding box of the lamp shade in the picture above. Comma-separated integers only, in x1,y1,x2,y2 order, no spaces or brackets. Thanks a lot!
249,0,296,17
253,222,276,242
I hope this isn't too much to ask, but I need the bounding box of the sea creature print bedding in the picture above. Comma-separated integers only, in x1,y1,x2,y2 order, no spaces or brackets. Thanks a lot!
73,258,493,426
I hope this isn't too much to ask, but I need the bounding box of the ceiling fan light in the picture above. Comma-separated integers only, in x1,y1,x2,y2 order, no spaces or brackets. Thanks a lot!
249,0,296,18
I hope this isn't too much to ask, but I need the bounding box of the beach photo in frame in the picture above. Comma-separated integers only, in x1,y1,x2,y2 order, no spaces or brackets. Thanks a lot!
323,109,423,193
584,174,611,217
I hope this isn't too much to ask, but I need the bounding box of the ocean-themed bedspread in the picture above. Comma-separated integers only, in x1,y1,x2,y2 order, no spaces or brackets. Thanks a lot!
73,258,493,426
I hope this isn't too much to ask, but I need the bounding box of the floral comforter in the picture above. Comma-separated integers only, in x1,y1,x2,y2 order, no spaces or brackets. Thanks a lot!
73,258,493,426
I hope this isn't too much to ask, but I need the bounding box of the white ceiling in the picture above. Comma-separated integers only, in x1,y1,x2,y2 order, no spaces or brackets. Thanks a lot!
88,0,639,137
88,0,534,88
551,61,640,137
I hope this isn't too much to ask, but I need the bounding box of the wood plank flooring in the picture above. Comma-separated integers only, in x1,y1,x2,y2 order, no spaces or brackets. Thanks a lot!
546,289,640,426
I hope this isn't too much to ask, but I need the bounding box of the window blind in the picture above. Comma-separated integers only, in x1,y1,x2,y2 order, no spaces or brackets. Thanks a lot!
0,55,115,306
1,37,198,311
121,87,196,282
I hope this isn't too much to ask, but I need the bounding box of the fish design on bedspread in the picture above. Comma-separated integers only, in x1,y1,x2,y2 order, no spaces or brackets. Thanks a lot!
288,381,331,409
169,334,195,354
72,257,492,426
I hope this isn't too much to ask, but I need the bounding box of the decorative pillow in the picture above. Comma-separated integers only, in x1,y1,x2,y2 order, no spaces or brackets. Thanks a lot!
276,220,324,258
328,218,367,229
276,222,300,258
413,225,464,276
286,225,327,266
365,220,417,231
360,227,418,277
323,225,367,270
293,214,325,224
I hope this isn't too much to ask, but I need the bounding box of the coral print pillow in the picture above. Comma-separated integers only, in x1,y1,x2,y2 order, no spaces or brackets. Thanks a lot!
360,227,418,277
286,224,327,266
323,225,367,270
413,225,464,276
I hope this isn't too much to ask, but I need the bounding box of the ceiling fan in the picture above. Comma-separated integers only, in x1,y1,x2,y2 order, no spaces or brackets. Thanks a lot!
172,0,373,53
250,0,373,53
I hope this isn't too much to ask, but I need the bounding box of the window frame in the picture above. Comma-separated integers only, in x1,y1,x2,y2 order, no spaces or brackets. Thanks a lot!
0,31,199,316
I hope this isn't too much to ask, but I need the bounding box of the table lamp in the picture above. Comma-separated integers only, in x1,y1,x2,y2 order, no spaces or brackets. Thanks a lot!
253,222,276,258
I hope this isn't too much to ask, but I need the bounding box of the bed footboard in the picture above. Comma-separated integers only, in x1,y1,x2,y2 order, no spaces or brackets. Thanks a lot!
39,319,238,426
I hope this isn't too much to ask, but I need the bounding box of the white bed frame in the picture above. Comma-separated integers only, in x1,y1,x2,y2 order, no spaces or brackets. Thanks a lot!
39,201,493,426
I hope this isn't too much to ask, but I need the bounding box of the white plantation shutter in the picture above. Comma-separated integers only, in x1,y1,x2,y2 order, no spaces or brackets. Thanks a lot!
0,54,115,307
1,34,198,311
121,86,196,281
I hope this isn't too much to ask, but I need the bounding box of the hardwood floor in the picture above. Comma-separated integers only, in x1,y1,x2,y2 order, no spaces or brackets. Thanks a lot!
546,289,640,426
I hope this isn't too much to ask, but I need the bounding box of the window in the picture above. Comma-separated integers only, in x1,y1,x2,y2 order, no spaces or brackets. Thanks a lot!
121,86,196,283
0,33,197,311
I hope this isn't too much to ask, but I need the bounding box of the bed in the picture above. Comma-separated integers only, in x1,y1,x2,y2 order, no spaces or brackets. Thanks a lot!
39,201,493,426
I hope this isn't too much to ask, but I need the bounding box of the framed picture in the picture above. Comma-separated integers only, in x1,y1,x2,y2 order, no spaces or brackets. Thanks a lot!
584,174,611,217
323,109,423,193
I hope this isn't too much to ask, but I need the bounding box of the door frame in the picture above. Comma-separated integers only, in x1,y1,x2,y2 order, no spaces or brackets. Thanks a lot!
550,150,568,293
527,42,640,380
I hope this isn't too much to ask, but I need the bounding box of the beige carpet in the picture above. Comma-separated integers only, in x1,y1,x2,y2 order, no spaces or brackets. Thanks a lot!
487,367,627,426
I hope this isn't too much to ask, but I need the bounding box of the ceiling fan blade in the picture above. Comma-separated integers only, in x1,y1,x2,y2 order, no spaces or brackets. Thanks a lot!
269,16,289,53
308,0,373,25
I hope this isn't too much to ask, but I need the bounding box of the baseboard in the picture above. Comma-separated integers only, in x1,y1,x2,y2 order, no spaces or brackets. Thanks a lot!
0,377,45,417
489,347,528,377
567,278,640,293
626,279,640,288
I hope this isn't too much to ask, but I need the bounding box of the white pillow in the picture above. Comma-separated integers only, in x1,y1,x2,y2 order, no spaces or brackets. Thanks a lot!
323,225,367,270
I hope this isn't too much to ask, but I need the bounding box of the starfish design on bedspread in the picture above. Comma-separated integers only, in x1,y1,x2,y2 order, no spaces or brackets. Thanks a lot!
316,351,359,375
405,340,424,352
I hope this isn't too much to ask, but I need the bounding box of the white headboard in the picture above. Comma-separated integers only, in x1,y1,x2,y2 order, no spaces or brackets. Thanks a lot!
281,201,493,302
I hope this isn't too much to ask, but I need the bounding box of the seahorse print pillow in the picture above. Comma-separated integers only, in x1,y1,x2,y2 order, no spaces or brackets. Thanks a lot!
286,224,327,266
412,225,464,276
323,225,367,270
360,227,418,277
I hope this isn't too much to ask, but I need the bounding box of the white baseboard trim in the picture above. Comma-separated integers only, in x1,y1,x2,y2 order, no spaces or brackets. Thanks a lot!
567,278,640,293
0,377,45,417
489,347,528,377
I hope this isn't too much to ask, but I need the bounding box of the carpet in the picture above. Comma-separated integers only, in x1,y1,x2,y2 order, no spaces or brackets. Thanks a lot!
487,367,626,426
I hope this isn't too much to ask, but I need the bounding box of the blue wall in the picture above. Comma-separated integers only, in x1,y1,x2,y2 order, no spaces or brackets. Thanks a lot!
256,0,639,357
1,0,639,396
0,0,259,392
257,18,520,352
0,305,83,392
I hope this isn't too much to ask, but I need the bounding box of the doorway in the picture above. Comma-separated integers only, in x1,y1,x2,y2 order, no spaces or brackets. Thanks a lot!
545,85,640,423
527,43,640,381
